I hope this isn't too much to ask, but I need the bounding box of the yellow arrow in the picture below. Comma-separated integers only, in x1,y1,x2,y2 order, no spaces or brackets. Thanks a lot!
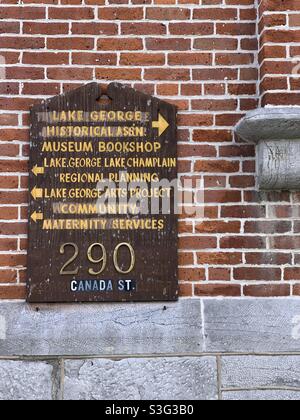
31,211,43,223
152,113,169,137
32,165,45,177
31,187,43,200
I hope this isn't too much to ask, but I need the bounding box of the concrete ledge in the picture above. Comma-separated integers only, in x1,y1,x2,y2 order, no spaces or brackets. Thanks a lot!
204,298,300,353
235,108,300,143
0,298,300,356
235,108,300,190
0,300,202,356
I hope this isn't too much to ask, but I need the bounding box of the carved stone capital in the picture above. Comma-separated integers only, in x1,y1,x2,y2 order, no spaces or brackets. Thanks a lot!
235,108,300,190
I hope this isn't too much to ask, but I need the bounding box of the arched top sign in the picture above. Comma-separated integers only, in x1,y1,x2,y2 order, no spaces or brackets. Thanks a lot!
27,83,178,303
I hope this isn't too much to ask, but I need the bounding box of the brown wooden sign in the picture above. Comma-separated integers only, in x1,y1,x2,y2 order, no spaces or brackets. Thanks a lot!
27,82,178,303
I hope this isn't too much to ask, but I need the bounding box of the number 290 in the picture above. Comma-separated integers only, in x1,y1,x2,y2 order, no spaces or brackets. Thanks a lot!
59,242,135,276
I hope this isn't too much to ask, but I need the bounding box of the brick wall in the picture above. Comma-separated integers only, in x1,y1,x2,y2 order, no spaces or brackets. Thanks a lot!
259,0,300,106
0,0,300,300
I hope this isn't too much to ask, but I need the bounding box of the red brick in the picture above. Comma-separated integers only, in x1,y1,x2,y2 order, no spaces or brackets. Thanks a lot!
221,236,266,249
6,67,44,80
204,190,242,203
96,68,142,81
0,114,18,126
0,206,18,221
194,38,238,50
241,38,258,50
192,99,237,111
98,38,143,50
85,0,105,3
146,38,191,51
23,22,69,35
193,68,238,80
240,8,257,21
121,23,167,35
194,7,237,19
147,7,190,20
245,221,291,234
0,238,17,251
0,254,27,268
293,284,300,296
220,145,255,157
234,267,281,281
221,205,266,219
179,283,193,297
216,114,244,126
204,83,226,95
0,22,20,34
216,53,254,66
0,6,45,19
0,83,19,95
178,144,216,158
246,252,292,265
197,252,242,265
195,160,239,173
229,175,255,188
48,38,94,51
244,191,290,204
0,37,45,50
270,237,300,250
217,23,256,35
49,7,94,19
238,161,255,174
193,129,232,142
178,114,213,127
169,23,214,35
284,268,300,280
47,68,93,81
23,52,69,65
72,23,118,35
0,270,17,284
0,222,27,235
244,284,290,297
0,144,19,157
72,53,117,66
144,68,190,81
179,236,217,250
209,268,231,282
99,7,143,20
204,176,226,188
178,252,194,266
22,83,60,96
0,286,26,299
178,268,206,282
133,84,155,95
194,284,241,297
157,84,179,96
228,83,257,95
169,53,212,66
195,221,240,234
178,221,193,234
120,53,165,66
0,160,28,173
0,176,18,189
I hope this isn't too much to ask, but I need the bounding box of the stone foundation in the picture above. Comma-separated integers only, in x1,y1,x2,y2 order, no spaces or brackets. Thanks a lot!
0,298,300,400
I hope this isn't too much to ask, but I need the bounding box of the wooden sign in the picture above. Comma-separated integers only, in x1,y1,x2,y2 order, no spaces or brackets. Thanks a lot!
27,83,178,303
